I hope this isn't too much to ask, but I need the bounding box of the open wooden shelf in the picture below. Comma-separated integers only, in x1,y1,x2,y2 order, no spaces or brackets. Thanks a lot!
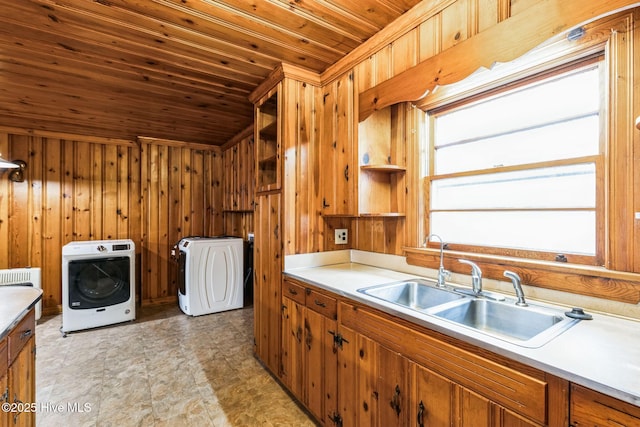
259,120,278,139
322,213,405,218
360,164,406,173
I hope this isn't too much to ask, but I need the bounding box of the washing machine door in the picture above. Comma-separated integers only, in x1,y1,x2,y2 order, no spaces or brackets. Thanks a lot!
67,256,132,309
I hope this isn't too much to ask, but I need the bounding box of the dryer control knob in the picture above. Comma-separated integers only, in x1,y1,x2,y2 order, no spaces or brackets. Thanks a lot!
97,245,107,252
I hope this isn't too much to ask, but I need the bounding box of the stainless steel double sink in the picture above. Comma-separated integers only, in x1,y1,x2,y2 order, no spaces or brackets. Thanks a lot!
357,279,579,348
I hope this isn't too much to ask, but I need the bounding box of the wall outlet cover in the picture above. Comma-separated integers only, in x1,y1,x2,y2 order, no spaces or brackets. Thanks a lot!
335,229,348,245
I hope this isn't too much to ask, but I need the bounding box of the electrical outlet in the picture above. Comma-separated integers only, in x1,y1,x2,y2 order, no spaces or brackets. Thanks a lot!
335,228,348,245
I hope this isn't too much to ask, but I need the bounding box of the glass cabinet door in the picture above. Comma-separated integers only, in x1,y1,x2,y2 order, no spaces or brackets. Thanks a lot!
255,86,280,192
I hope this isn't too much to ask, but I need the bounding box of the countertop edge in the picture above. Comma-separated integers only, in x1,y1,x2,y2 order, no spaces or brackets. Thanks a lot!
1,287,43,340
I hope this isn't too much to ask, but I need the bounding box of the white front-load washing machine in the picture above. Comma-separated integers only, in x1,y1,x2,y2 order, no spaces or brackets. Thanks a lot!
62,239,135,334
175,236,243,316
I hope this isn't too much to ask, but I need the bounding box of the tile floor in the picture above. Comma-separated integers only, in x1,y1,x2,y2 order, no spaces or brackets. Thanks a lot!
35,305,316,427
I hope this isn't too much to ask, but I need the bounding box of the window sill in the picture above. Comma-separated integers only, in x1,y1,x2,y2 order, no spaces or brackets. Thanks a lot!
403,247,640,305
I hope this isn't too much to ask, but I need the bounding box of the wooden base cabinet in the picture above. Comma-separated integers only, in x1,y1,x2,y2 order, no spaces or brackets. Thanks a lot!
336,325,377,427
377,346,410,427
337,301,569,427
570,383,640,426
413,362,542,427
2,308,36,427
8,339,35,427
280,282,639,427
413,364,455,427
281,279,338,424
1,350,7,427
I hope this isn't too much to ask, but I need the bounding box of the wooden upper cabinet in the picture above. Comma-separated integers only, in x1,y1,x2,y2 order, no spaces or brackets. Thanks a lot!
255,85,281,193
320,71,408,217
320,72,357,216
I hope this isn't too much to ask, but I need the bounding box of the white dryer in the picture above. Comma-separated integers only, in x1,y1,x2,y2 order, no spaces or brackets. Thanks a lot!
62,239,135,334
175,236,243,316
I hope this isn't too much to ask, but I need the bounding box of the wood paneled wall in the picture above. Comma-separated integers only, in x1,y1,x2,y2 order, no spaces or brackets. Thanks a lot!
222,128,255,239
139,137,223,304
0,130,142,312
0,130,223,313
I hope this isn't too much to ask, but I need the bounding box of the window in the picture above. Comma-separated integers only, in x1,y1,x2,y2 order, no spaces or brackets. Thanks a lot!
427,59,604,265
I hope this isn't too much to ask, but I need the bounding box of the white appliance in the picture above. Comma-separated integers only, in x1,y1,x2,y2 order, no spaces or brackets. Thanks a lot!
0,267,42,320
175,236,243,316
62,239,135,334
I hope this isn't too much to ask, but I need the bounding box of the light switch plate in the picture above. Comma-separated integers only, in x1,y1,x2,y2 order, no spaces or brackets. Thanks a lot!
335,228,348,245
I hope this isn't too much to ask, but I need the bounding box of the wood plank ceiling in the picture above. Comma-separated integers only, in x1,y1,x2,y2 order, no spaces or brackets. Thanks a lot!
0,0,422,145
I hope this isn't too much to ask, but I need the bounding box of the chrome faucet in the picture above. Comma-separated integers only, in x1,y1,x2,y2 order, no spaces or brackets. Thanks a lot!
504,270,528,307
458,259,483,294
425,234,450,288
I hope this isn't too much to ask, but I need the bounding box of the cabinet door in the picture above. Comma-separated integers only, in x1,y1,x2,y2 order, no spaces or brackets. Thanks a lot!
458,386,540,427
253,192,282,375
281,297,304,398
306,308,337,423
413,364,455,427
377,346,410,427
8,338,35,427
458,386,493,427
319,72,356,216
1,372,8,427
337,325,377,427
495,408,541,427
255,86,281,192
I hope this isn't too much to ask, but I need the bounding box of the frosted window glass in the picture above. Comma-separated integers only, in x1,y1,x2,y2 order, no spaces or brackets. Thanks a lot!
435,115,599,174
435,67,599,147
428,63,601,257
431,164,596,210
431,211,595,254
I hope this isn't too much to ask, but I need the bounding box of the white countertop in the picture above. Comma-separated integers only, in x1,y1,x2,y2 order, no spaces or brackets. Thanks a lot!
0,286,43,339
284,251,640,407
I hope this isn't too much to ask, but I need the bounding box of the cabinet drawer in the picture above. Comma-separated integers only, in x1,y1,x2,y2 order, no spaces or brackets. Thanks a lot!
283,280,306,304
0,337,6,374
571,383,640,426
8,309,35,365
306,290,337,319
